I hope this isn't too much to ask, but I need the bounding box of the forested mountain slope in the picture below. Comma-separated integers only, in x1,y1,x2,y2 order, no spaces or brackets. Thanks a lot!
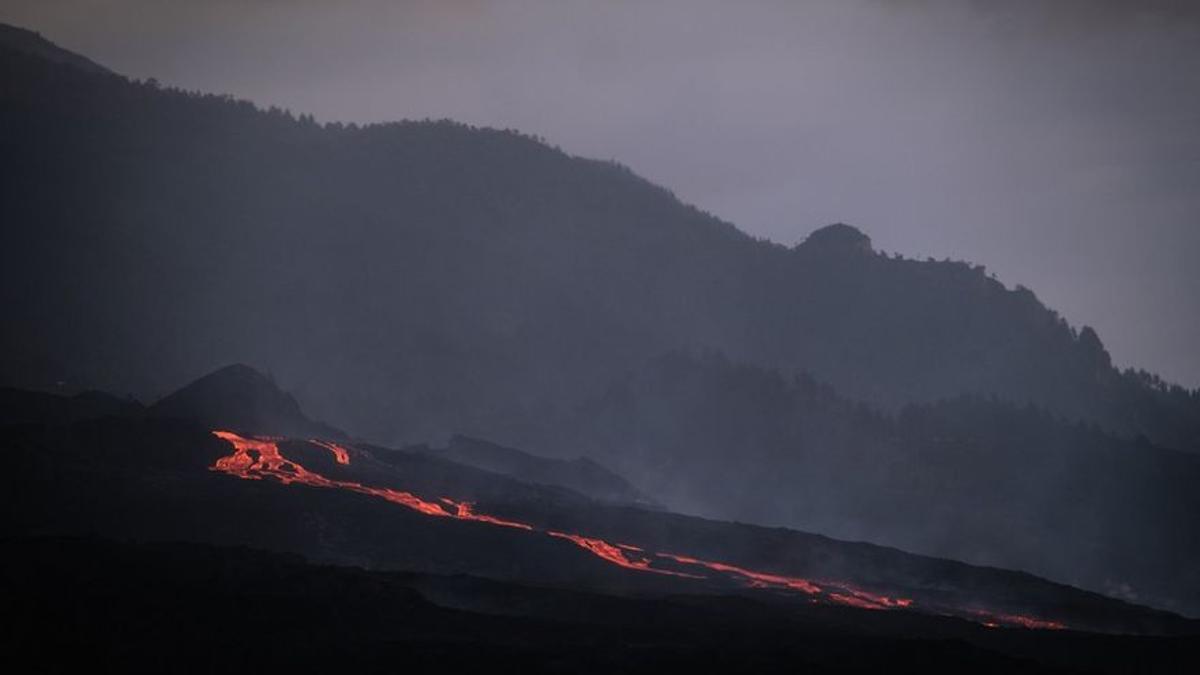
2,33,1196,454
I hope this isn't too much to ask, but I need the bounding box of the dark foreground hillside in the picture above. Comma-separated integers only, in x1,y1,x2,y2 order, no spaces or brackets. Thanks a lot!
3,537,1197,674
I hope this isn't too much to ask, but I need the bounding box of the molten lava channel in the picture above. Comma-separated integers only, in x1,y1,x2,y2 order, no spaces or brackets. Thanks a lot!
308,439,350,465
209,430,1064,630
546,532,701,578
973,611,1066,631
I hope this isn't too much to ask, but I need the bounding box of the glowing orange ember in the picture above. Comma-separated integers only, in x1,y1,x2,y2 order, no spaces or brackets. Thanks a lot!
208,430,1064,630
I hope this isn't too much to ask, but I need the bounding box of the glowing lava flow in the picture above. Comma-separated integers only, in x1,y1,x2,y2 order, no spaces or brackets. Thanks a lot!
658,552,822,593
655,552,912,610
209,430,1064,630
309,439,351,465
547,532,702,578
973,611,1066,631
824,588,913,610
443,498,534,530
213,430,451,517
213,431,542,527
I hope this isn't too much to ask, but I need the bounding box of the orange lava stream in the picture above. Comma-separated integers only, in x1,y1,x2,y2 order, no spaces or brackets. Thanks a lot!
547,532,702,578
309,439,351,465
209,430,1064,630
658,552,822,594
973,610,1066,630
212,430,451,517
821,586,914,610
443,498,534,530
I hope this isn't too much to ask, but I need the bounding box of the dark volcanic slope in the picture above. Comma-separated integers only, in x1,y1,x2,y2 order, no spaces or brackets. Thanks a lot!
1,26,1197,456
434,434,655,507
5,537,1197,674
64,364,1188,617
148,363,345,439
0,387,1190,638
0,387,143,426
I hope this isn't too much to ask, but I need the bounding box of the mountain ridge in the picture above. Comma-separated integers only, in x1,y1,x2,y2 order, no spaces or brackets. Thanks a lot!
1,31,1194,455
0,23,111,75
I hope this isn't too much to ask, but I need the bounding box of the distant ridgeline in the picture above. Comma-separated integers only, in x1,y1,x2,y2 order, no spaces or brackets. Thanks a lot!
2,23,1199,614
1,27,1194,453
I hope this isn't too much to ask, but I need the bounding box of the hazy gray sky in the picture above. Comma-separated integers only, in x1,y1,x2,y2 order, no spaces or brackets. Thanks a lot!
5,0,1198,386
